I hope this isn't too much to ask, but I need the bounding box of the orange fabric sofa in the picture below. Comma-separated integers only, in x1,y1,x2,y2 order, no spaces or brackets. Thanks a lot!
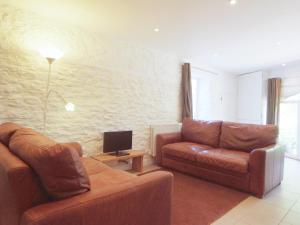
0,123,173,225
156,119,285,198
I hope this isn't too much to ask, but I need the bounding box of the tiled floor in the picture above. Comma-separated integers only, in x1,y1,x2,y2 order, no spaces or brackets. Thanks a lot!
213,158,300,225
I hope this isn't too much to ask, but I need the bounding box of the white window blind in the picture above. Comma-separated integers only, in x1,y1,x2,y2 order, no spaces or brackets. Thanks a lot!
278,75,300,159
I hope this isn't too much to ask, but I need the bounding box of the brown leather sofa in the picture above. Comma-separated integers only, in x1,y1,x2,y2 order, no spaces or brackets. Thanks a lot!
156,119,285,198
0,123,173,225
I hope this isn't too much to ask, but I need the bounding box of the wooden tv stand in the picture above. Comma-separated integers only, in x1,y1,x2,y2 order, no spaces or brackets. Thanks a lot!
91,150,145,173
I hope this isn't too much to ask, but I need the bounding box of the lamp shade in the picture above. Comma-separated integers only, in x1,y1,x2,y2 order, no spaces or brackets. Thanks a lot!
39,47,64,60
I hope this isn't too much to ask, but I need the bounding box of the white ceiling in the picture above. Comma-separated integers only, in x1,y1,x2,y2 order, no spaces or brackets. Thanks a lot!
4,0,300,74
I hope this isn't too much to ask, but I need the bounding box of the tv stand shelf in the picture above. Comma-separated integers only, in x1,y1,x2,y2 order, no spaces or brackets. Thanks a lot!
91,150,145,173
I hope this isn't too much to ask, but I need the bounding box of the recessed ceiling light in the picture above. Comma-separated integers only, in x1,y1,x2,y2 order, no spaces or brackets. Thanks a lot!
229,0,237,5
282,63,286,67
154,28,160,32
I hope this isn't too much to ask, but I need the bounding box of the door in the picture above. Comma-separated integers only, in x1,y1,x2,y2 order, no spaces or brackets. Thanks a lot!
237,72,263,124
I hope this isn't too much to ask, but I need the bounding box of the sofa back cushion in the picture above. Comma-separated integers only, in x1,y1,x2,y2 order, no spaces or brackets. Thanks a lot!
9,128,90,199
0,122,22,146
220,122,278,152
182,119,222,147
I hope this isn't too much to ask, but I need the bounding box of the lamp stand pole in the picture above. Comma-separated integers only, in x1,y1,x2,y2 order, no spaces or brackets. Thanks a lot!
43,57,55,132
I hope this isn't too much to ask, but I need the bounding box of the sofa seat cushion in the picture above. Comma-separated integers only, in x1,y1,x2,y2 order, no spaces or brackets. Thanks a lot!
195,148,250,173
89,168,136,189
163,142,249,174
81,157,111,175
162,142,214,161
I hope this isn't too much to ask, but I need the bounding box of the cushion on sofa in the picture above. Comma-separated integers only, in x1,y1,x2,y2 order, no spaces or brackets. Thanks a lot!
63,142,83,157
162,142,213,161
9,128,91,199
163,143,249,174
220,122,278,152
0,122,22,146
9,127,56,146
195,148,249,173
182,119,222,147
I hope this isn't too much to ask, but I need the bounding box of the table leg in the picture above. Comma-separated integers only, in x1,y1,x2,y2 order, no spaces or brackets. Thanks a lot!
132,156,143,172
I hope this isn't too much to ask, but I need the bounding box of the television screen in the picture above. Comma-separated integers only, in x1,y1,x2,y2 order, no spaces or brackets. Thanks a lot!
103,131,132,154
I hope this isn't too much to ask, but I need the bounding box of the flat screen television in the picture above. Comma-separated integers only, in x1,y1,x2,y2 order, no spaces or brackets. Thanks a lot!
103,131,132,156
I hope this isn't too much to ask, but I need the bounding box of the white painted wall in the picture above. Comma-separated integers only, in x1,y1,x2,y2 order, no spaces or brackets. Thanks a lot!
237,71,264,124
0,5,182,156
0,4,241,158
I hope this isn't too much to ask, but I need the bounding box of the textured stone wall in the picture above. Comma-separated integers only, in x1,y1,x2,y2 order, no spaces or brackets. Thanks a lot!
0,5,182,155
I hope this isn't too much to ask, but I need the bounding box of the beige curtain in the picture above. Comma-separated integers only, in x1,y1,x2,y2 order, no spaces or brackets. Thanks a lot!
182,63,193,121
267,78,282,125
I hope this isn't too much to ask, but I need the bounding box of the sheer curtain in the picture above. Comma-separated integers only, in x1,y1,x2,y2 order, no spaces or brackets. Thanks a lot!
278,75,300,159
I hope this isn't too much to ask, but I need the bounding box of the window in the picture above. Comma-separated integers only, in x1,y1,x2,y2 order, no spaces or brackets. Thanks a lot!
279,103,298,157
191,70,213,120
279,93,300,159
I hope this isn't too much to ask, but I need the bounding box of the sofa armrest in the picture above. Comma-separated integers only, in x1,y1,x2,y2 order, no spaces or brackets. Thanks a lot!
249,145,285,198
156,132,182,165
21,171,173,225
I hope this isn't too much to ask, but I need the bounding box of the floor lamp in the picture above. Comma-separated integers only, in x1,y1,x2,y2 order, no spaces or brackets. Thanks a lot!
39,48,75,132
